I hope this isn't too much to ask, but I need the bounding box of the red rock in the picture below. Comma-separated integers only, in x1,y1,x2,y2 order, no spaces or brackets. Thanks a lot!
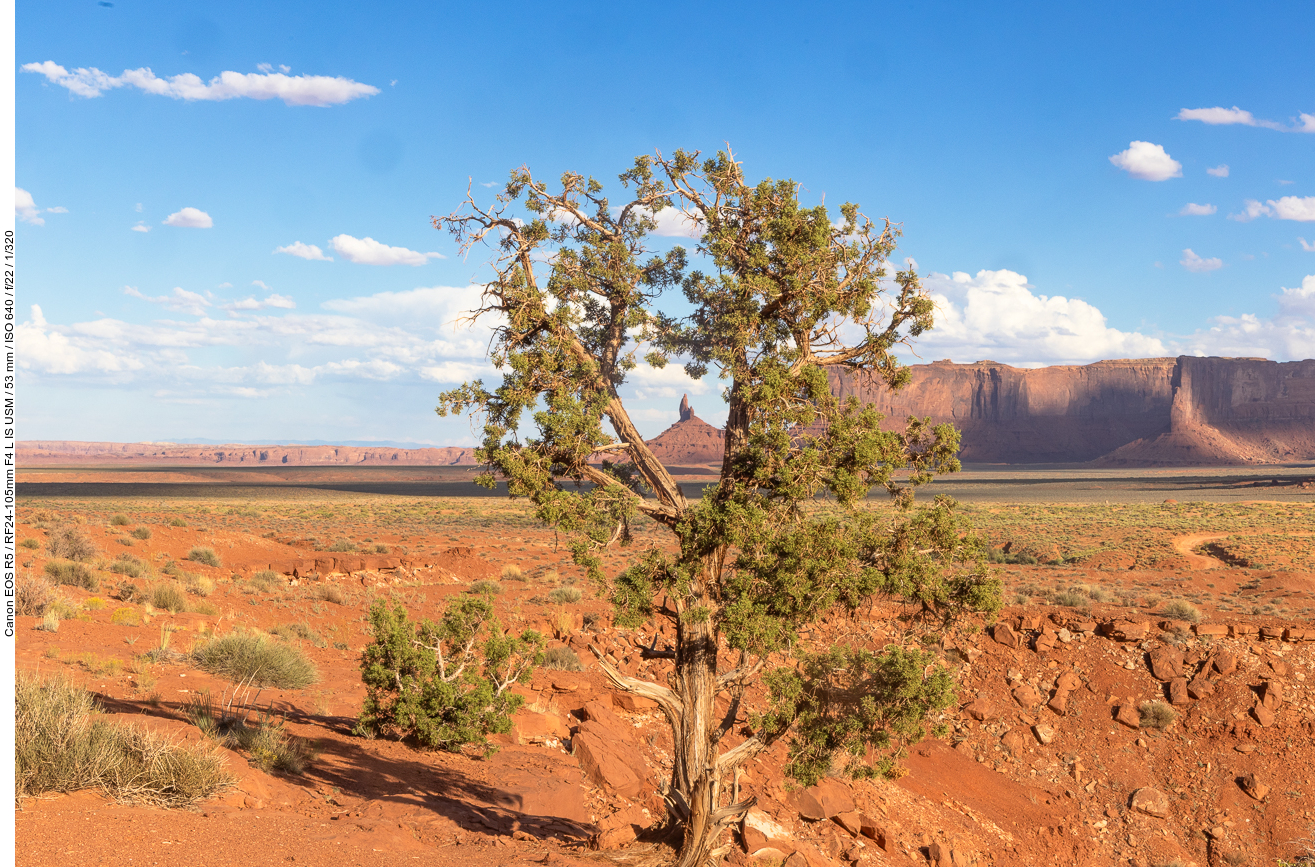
1033,631,1057,654
612,693,659,712
1011,684,1043,708
789,778,855,821
963,698,995,721
993,622,1021,649
1261,625,1284,640
1186,677,1214,700
1251,703,1276,727
832,811,862,837
858,815,887,849
512,710,570,744
1212,651,1238,676
1147,646,1184,681
572,730,644,798
742,809,794,856
1230,624,1260,637
1238,773,1269,801
1284,627,1312,641
1194,624,1228,637
580,700,627,735
1168,676,1190,706
1106,620,1149,642
1130,787,1170,818
1114,704,1142,729
1055,671,1081,691
1047,692,1069,715
1000,729,1025,752
1261,680,1284,709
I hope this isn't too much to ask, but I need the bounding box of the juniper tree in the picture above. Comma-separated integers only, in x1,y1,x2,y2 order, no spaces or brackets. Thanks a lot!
435,149,1001,867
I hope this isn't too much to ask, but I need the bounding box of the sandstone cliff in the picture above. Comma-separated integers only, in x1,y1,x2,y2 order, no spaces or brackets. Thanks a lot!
645,395,726,466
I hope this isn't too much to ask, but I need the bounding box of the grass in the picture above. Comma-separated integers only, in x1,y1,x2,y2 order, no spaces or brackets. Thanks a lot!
1140,700,1178,729
468,579,502,595
326,539,357,552
1161,599,1202,623
270,622,327,648
19,537,40,550
248,570,284,593
45,559,100,592
184,691,315,774
109,513,131,526
187,546,222,568
16,672,233,806
501,564,527,581
130,527,152,540
542,646,584,671
107,553,147,578
148,583,188,614
46,525,97,561
311,583,346,604
548,587,583,604
192,631,319,689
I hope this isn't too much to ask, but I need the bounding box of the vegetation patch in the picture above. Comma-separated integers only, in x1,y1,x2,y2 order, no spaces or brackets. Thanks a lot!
47,525,97,561
193,631,319,689
45,559,99,592
187,546,222,568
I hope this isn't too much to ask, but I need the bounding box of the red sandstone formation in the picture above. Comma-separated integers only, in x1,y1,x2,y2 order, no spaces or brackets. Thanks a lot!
644,394,725,466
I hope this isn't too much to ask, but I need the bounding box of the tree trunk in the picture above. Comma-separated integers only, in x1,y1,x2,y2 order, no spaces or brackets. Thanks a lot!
669,575,725,867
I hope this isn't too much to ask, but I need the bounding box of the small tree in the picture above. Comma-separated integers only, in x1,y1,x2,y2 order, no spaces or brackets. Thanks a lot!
355,597,544,753
435,149,1000,866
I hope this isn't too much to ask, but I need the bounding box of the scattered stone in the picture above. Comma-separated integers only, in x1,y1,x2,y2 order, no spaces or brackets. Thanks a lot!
1238,773,1269,801
1001,728,1024,752
1130,787,1170,818
993,622,1022,649
1034,631,1057,654
790,778,855,821
1033,723,1057,745
1047,692,1069,715
1107,620,1150,642
1260,680,1284,709
832,811,863,837
1261,626,1284,641
1211,651,1238,677
1251,703,1276,727
1114,704,1142,728
1012,684,1043,708
1056,628,1074,644
1267,658,1289,678
1148,646,1184,681
1186,676,1214,700
857,815,887,849
743,809,794,856
612,692,659,712
1168,677,1190,706
1056,671,1081,691
595,805,647,849
963,698,995,721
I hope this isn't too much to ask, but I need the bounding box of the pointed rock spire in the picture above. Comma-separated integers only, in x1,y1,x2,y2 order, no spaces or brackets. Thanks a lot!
679,394,693,422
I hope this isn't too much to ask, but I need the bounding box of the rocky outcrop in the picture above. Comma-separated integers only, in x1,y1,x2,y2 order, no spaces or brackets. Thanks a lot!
644,395,726,466
831,355,1315,465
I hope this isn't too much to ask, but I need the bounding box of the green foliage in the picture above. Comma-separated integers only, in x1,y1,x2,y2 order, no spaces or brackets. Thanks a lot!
45,559,99,591
355,598,543,753
47,526,97,561
192,631,319,689
108,553,147,578
327,539,357,552
753,645,956,785
168,517,187,528
187,546,222,567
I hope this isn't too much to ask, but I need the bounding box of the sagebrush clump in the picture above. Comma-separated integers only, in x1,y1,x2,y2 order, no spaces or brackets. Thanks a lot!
193,631,319,689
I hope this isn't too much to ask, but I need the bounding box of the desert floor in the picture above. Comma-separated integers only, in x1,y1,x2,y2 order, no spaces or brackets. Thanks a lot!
13,464,1315,867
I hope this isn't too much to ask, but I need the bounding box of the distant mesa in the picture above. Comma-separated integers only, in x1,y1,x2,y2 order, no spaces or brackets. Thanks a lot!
21,357,1315,469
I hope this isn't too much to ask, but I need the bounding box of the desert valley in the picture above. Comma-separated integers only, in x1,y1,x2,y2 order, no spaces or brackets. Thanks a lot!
13,357,1315,867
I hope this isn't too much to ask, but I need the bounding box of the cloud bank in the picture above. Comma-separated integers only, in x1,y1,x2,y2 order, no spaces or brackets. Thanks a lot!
22,61,379,107
1230,196,1315,223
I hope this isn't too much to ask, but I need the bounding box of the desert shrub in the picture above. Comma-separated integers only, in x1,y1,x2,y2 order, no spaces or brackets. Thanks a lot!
16,672,232,806
270,622,326,648
501,564,526,582
84,597,107,611
548,587,582,604
111,607,141,627
117,537,135,546
1087,586,1114,604
312,584,345,605
1161,600,1202,623
986,548,1039,565
468,580,502,596
542,646,584,671
130,527,152,540
16,572,57,617
36,611,60,632
47,526,97,561
181,572,214,597
327,539,356,553
371,543,390,554
190,601,219,616
1139,700,1177,729
248,570,284,593
108,553,147,578
192,632,319,689
19,537,40,550
355,597,543,752
1052,590,1089,608
45,559,99,592
185,693,314,774
187,546,222,568
148,583,188,614
109,514,131,526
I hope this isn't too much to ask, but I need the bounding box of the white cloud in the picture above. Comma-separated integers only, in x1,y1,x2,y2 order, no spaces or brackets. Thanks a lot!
46,206,68,214
1300,114,1315,134
274,241,332,261
625,360,710,400
22,61,379,107
1180,249,1223,273
264,294,296,309
1108,141,1182,181
1231,196,1315,223
644,206,704,238
329,234,443,266
1178,203,1216,216
1178,105,1315,133
131,222,150,233
915,269,1165,365
1206,165,1229,178
163,207,213,228
1178,275,1315,360
134,202,143,212
16,188,44,225
1300,238,1315,252
125,285,213,316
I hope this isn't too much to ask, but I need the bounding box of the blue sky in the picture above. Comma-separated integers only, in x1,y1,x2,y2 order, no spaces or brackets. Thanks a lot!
15,1,1315,445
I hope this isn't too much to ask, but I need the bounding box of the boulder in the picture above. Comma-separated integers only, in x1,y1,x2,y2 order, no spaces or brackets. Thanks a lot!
1106,620,1150,642
1261,679,1284,709
1194,624,1228,637
1186,677,1214,700
1211,651,1238,677
1261,625,1284,640
1238,773,1269,801
1055,671,1081,692
1011,684,1043,708
1000,728,1025,752
832,811,863,837
993,622,1022,649
595,805,647,849
1168,676,1190,706
858,814,886,849
1033,723,1057,745
1251,703,1276,727
1033,631,1057,654
573,728,645,798
1147,646,1184,681
513,710,570,744
963,698,995,721
1130,787,1170,818
1114,704,1142,729
612,693,660,712
790,778,855,821
742,809,794,856
1047,691,1069,715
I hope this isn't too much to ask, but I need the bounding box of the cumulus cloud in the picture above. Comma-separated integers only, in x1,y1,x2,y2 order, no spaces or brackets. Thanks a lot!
1206,164,1229,178
16,188,45,225
22,61,379,107
1180,249,1223,273
1109,141,1182,181
274,241,332,261
1178,275,1315,360
163,207,213,228
643,206,704,238
330,234,443,266
1231,196,1315,223
131,223,151,233
124,286,213,316
1300,238,1315,252
915,269,1165,365
1179,203,1217,216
